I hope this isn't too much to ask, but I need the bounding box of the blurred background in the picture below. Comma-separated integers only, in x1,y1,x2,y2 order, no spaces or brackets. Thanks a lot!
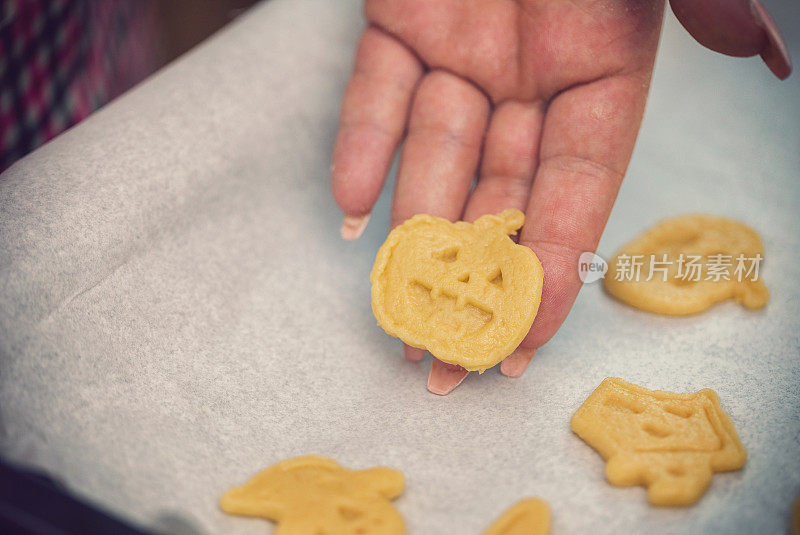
0,0,258,172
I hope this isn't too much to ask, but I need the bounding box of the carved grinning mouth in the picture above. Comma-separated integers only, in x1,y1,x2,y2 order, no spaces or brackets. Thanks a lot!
409,280,493,333
401,246,511,334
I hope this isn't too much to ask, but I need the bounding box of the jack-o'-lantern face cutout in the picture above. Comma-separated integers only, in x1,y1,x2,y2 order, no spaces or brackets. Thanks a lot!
370,209,543,372
604,214,769,315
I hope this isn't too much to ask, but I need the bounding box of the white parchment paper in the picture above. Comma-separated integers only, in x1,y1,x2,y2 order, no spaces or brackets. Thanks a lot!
1,1,798,533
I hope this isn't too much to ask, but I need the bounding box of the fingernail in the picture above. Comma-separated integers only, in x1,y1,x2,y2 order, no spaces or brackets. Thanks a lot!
500,348,536,378
340,213,371,240
750,0,792,80
427,359,469,395
404,345,426,362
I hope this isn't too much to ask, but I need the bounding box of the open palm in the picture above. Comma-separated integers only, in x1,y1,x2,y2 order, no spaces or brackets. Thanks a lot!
331,0,791,394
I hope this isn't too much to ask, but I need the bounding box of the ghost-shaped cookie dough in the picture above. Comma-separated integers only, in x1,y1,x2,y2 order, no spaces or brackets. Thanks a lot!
604,214,768,315
220,456,405,534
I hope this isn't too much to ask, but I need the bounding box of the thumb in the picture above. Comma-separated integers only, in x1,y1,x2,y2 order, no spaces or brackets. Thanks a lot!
669,0,792,79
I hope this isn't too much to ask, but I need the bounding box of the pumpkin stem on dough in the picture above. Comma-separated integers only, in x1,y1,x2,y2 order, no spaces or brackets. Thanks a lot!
475,208,525,236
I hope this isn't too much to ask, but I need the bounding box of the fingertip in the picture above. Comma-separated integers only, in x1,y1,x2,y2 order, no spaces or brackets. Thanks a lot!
404,345,426,362
500,347,536,378
427,358,469,395
340,213,371,240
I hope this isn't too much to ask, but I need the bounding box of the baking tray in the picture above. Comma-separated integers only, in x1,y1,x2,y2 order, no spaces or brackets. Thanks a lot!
1,0,798,533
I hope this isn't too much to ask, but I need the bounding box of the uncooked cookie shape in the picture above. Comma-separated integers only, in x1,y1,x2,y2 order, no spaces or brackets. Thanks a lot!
571,378,746,506
483,498,551,535
371,209,543,372
604,214,768,315
220,455,405,534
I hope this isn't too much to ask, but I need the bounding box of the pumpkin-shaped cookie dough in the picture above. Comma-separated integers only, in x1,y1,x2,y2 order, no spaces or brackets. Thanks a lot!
604,214,768,315
371,209,543,372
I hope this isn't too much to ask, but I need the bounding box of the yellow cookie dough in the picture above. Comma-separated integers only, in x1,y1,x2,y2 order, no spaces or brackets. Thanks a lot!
220,456,405,534
483,498,551,535
604,214,768,315
571,378,746,506
370,209,543,372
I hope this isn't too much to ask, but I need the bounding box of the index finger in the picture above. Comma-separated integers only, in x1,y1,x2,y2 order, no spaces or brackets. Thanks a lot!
519,69,656,352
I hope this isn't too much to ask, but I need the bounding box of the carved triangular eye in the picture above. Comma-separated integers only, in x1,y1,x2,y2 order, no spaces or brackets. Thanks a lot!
433,247,458,263
488,268,503,288
663,404,694,418
338,505,364,520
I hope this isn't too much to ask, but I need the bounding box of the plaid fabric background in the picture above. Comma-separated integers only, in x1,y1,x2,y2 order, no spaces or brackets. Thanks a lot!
0,0,159,172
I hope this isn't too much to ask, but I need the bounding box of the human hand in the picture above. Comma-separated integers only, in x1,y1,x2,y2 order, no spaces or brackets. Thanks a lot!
331,0,791,394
